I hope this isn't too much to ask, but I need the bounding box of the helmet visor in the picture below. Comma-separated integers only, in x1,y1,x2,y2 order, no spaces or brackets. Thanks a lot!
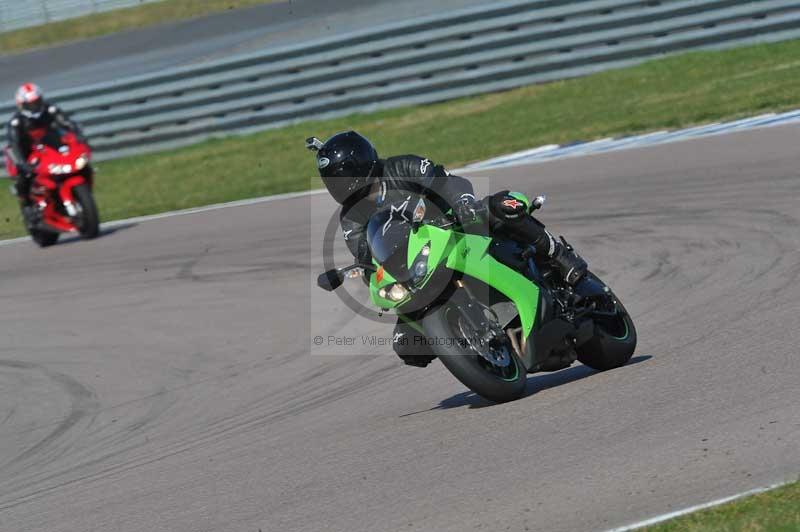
320,160,357,179
20,98,44,118
321,173,374,204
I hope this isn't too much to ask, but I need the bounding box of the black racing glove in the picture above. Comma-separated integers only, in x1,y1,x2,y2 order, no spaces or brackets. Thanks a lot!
17,162,35,179
14,164,36,201
453,194,482,226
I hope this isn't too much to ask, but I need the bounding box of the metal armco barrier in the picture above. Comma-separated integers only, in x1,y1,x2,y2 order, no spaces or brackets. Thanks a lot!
2,0,800,159
0,0,161,32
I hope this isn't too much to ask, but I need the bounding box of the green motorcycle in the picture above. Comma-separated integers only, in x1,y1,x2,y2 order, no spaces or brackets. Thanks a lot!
318,193,636,403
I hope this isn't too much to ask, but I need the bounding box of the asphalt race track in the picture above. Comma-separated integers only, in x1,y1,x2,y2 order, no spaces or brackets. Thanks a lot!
0,125,798,532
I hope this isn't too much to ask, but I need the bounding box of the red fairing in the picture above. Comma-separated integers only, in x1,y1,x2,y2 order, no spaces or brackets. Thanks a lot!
25,129,94,234
59,176,85,205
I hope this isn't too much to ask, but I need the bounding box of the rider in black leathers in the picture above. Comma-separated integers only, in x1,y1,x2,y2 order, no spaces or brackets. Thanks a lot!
6,83,86,227
308,131,587,367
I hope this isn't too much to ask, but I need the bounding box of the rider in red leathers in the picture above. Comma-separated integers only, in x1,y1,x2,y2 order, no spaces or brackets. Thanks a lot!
6,83,87,228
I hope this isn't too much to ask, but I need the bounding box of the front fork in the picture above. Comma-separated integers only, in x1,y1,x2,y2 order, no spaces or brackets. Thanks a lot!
451,280,509,349
58,175,88,218
32,175,89,232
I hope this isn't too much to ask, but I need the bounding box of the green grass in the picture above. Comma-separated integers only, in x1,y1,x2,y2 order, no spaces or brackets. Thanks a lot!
642,480,800,532
4,38,800,239
0,0,277,54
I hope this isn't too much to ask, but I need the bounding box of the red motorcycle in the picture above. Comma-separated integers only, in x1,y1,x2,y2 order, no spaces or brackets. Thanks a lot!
4,126,99,247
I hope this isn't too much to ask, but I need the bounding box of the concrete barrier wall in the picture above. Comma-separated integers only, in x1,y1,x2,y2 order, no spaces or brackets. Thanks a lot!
2,0,799,159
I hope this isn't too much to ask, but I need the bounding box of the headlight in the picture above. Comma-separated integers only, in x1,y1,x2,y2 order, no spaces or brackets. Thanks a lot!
411,245,431,285
389,284,409,301
412,258,428,280
75,154,89,170
378,283,409,302
48,163,73,175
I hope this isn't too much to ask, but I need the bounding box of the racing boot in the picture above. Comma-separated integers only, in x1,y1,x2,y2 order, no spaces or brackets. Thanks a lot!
393,321,437,368
15,174,36,230
20,201,41,232
550,237,588,286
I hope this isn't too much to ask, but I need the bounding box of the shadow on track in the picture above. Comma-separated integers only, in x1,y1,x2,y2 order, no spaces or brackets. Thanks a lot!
401,356,653,416
48,223,137,246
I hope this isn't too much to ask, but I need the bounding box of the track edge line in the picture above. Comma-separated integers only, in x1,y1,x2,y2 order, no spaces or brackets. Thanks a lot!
604,480,792,532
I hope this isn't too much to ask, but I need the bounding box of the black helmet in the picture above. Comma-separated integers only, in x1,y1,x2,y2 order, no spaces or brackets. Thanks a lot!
307,131,379,204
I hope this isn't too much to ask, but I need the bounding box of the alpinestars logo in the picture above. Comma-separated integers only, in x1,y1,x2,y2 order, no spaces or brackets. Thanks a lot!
420,159,432,174
502,199,525,210
383,197,412,236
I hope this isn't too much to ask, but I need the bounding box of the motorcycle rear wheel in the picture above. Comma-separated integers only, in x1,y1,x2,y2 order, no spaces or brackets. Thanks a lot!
575,273,637,371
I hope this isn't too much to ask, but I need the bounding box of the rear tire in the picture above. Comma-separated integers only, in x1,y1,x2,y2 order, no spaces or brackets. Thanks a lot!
423,302,527,403
576,274,637,371
73,184,99,238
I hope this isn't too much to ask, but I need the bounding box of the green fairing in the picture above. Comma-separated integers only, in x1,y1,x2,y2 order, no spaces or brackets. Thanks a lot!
369,223,540,340
407,224,453,273
443,231,540,337
369,224,453,308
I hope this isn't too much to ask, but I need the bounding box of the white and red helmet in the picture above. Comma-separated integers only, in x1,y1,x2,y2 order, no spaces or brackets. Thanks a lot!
15,83,45,119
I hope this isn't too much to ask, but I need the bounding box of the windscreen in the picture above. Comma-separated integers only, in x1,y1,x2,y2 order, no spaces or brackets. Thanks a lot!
38,127,68,150
366,208,412,282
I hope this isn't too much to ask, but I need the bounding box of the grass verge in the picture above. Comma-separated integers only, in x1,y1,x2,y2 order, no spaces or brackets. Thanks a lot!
641,480,800,532
3,38,800,239
0,0,277,54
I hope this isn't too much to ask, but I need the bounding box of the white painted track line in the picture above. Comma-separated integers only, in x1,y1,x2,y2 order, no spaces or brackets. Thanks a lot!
605,482,790,531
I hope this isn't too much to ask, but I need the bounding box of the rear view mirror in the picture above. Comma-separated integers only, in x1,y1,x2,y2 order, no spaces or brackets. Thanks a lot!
530,195,546,213
306,137,324,152
317,269,345,291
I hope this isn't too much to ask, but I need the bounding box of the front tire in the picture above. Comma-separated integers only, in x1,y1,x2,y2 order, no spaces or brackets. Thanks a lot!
20,204,59,247
576,273,637,371
73,184,99,238
30,229,59,248
423,302,527,403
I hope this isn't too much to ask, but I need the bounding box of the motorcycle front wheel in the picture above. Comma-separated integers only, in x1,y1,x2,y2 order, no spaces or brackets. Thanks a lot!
73,183,99,239
423,301,527,403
